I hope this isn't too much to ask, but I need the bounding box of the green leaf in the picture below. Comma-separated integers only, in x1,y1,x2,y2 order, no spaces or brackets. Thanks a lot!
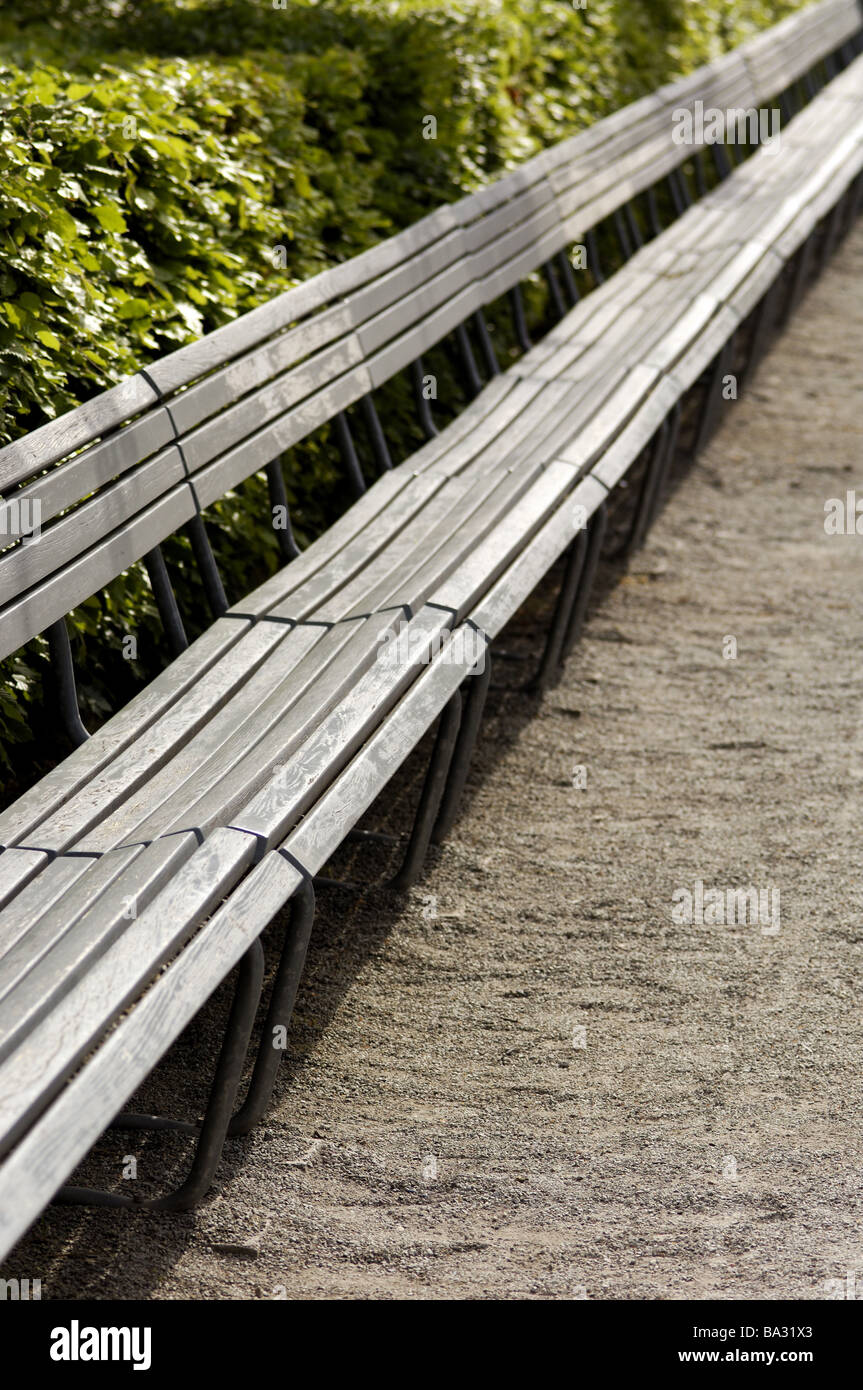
93,203,127,234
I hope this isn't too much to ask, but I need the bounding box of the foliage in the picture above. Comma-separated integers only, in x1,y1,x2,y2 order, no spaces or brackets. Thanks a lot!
0,0,807,795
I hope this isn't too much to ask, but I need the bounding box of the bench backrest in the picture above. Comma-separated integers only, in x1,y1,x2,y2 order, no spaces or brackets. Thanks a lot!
0,0,859,667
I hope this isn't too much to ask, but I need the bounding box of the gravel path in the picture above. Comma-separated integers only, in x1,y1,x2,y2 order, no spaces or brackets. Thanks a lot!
6,219,863,1303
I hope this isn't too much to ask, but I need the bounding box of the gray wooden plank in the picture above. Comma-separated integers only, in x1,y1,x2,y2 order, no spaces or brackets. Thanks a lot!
428,459,579,620
0,848,51,914
364,281,480,392
588,375,682,492
0,408,175,542
228,606,453,846
237,472,445,624
284,626,483,877
73,623,340,853
0,826,258,1162
190,365,374,509
0,833,213,1070
0,617,251,851
97,615,393,852
0,839,301,1263
469,476,608,640
166,301,355,438
179,334,366,474
0,374,158,490
555,364,663,476
0,484,197,663
0,447,186,598
21,619,299,856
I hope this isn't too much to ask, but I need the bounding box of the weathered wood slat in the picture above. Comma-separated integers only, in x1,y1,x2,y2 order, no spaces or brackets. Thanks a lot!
283,627,483,876
469,475,608,639
428,460,579,620
0,447,186,597
229,607,454,847
0,826,257,1159
0,375,158,490
0,840,301,1260
0,485,197,664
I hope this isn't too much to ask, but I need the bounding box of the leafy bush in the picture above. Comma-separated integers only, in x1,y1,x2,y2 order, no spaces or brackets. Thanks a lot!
0,0,807,797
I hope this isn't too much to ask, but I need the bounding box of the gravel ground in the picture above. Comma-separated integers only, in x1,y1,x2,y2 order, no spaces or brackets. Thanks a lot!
4,219,863,1303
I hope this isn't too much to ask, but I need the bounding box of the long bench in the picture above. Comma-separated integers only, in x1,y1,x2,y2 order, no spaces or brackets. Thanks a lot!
1,0,862,1263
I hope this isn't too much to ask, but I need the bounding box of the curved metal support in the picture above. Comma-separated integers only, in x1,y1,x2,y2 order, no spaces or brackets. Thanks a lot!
586,228,604,284
333,411,366,498
611,417,675,559
391,689,462,890
666,168,687,217
46,617,89,747
710,142,733,181
411,356,439,440
432,651,492,844
508,285,532,352
693,151,708,199
54,940,265,1212
266,458,302,562
624,201,643,252
613,207,633,261
542,258,567,321
472,310,500,377
644,187,663,240
230,878,316,1136
455,321,483,397
556,249,580,307
143,545,188,657
693,334,736,456
185,512,228,618
561,502,608,661
360,393,393,473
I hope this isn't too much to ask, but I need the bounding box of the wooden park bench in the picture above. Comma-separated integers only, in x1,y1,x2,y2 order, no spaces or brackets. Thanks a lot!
0,0,861,1262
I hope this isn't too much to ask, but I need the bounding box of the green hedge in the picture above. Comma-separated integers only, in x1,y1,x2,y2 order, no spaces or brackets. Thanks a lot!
0,0,807,797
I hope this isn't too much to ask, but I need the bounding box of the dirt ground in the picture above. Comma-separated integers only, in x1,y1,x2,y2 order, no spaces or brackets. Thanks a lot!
5,219,863,1303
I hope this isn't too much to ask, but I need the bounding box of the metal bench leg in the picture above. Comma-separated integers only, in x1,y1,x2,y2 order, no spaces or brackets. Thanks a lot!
411,356,439,439
613,207,633,260
586,229,604,284
54,939,265,1212
624,200,643,251
390,690,463,889
46,616,89,748
266,458,302,561
644,187,663,240
431,652,492,844
746,277,783,374
560,503,608,662
533,528,589,691
556,250,580,307
333,411,366,498
360,393,393,473
186,512,229,618
542,258,568,321
454,321,483,397
693,334,735,456
473,310,500,376
508,285,532,352
143,545,189,656
229,878,316,1136
532,503,609,689
784,235,817,322
610,419,671,559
